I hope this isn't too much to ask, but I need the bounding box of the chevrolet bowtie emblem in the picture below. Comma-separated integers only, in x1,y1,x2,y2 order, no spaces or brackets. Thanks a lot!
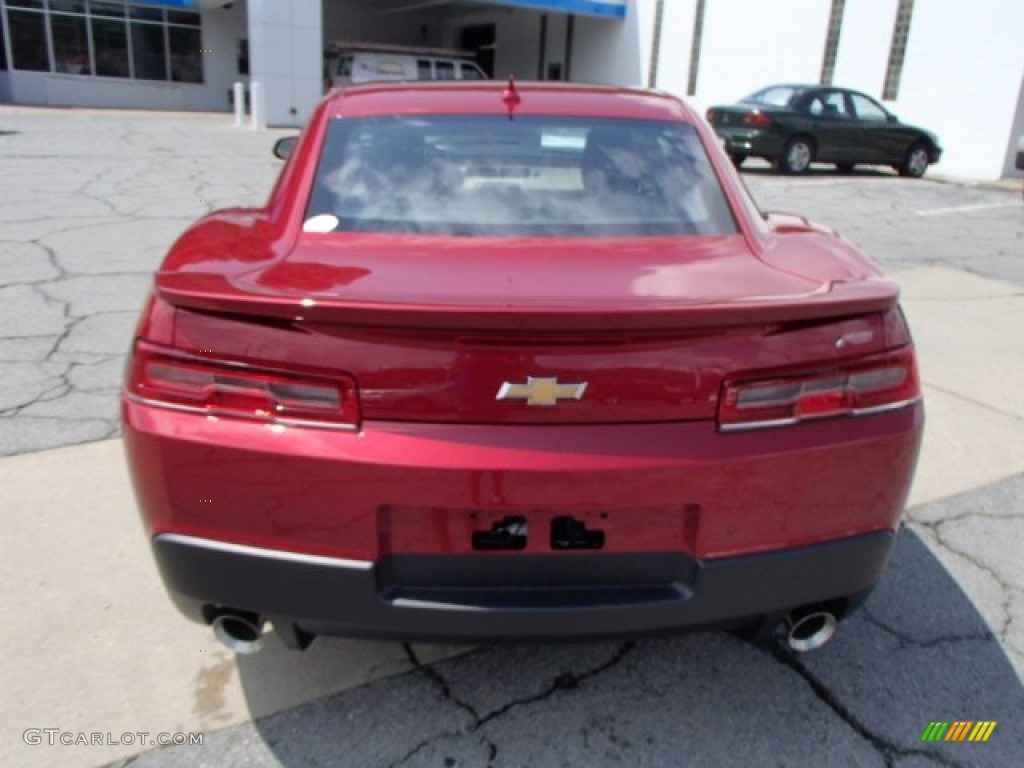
495,377,588,407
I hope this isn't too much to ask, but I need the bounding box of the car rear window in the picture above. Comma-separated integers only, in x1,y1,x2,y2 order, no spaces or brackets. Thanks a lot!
304,115,737,237
744,86,805,107
460,63,487,80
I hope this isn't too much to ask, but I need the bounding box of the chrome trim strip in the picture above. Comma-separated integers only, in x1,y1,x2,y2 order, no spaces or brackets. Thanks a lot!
155,533,373,571
124,393,211,417
124,392,359,432
720,415,802,433
850,397,923,418
719,396,921,433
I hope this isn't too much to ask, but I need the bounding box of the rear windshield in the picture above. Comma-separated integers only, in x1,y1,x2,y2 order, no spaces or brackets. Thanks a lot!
743,86,806,107
304,115,737,237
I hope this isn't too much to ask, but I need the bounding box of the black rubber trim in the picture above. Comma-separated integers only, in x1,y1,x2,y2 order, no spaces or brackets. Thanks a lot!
152,530,896,642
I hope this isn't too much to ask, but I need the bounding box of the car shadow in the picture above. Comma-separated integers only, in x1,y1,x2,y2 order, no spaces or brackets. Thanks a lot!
739,161,897,178
220,522,1023,766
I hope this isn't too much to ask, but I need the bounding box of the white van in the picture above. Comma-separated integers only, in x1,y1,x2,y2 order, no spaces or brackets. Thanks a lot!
326,42,487,88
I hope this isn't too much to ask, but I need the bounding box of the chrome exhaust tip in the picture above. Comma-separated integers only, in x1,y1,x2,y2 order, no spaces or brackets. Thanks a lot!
211,612,265,654
785,610,838,653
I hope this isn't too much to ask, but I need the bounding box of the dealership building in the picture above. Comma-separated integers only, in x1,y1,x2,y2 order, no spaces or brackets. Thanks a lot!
0,0,1021,180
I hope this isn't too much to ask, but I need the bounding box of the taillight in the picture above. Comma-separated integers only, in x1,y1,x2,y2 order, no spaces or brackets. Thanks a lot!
881,305,913,347
743,111,772,127
127,341,360,430
719,347,920,431
706,108,716,122
133,294,175,345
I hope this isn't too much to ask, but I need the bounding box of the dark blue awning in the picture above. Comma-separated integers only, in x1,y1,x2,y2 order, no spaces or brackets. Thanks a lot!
482,0,627,19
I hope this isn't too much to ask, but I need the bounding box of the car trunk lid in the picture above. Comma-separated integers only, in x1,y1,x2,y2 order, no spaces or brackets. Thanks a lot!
159,234,898,425
159,233,895,329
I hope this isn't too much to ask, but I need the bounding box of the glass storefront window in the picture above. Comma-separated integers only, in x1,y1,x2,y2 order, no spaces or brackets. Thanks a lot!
2,2,204,83
9,9,50,71
166,11,200,27
51,13,91,75
130,21,167,81
91,16,129,78
89,2,125,18
49,1,86,12
168,25,202,83
129,7,163,22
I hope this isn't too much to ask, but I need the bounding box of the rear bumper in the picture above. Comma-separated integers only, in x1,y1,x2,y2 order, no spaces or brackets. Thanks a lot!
125,399,922,641
714,127,783,158
154,529,895,642
124,402,922,560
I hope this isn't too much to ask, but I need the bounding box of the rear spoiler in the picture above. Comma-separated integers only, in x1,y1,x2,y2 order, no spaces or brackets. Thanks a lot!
156,272,900,332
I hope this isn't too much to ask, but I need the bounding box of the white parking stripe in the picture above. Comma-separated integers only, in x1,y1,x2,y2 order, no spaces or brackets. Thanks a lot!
915,202,1019,216
753,177,877,187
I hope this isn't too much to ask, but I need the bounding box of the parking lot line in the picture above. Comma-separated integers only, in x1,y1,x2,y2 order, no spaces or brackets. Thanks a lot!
915,202,1020,216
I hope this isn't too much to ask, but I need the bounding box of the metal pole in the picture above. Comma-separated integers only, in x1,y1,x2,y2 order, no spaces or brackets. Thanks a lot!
250,81,266,130
648,0,665,88
233,82,245,127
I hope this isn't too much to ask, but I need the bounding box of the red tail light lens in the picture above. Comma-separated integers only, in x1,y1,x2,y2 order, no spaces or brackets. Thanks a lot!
706,108,716,122
127,342,360,429
719,347,920,431
743,111,772,127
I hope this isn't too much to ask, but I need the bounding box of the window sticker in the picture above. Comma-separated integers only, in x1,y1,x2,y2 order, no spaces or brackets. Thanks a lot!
302,214,340,233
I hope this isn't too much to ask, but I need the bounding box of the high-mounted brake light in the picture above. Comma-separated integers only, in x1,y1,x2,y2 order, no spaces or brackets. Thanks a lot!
503,76,521,118
719,347,920,431
127,342,360,430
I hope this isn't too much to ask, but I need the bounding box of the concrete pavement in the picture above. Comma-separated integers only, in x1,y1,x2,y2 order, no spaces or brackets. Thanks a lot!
0,106,290,456
1,106,1022,767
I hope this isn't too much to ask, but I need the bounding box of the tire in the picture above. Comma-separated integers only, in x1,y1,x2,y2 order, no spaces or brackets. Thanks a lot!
899,143,930,178
777,137,814,174
730,153,747,168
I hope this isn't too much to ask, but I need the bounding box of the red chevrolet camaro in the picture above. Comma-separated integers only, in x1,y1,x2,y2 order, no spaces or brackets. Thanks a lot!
123,81,923,654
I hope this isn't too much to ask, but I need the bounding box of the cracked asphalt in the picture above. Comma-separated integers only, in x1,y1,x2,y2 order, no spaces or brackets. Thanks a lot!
1,106,1022,768
118,524,1024,768
0,107,291,456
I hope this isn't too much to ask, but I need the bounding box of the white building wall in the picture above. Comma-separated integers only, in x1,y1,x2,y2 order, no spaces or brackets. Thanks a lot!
197,1,249,112
653,0,697,98
4,71,47,105
690,0,831,111
247,0,323,127
441,9,542,79
893,0,1024,179
18,74,191,109
831,0,898,96
571,0,649,85
323,4,439,46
